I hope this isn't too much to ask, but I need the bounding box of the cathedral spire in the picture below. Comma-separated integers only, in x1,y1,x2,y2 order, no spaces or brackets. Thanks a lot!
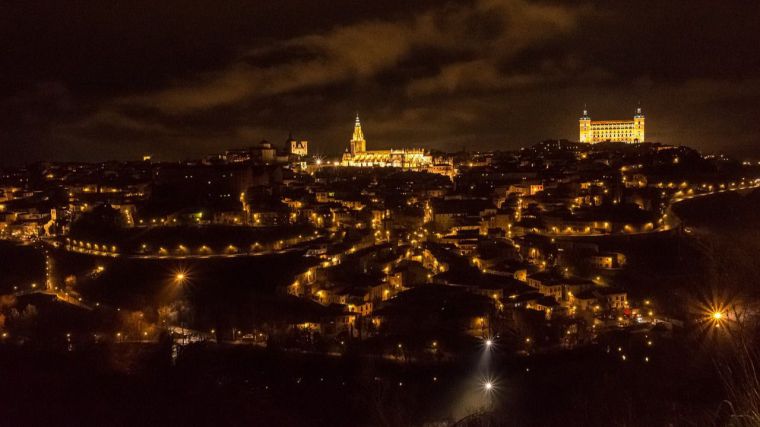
352,113,364,143
349,113,366,155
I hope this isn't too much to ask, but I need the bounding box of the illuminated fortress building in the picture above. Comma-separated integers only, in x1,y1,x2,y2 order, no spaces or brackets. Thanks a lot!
579,107,645,143
340,114,433,168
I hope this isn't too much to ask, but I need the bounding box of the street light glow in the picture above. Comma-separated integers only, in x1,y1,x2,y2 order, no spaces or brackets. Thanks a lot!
698,299,733,331
172,266,191,285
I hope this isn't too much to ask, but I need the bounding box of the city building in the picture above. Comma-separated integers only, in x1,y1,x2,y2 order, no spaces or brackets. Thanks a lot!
341,114,433,169
286,133,308,157
579,107,645,143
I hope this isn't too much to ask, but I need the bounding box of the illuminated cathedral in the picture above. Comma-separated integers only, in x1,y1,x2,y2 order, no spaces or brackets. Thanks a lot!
340,114,432,168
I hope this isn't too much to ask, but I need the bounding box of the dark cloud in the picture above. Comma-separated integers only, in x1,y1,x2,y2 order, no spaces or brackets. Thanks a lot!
1,0,759,165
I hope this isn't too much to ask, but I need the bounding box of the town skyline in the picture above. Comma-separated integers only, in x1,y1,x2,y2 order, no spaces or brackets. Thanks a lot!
0,106,743,166
2,1,760,165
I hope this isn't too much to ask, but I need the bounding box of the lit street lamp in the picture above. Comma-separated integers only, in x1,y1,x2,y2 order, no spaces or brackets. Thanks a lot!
482,336,495,351
481,377,497,414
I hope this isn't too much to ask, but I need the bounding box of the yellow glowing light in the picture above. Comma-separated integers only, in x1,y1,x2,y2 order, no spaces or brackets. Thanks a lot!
173,269,190,285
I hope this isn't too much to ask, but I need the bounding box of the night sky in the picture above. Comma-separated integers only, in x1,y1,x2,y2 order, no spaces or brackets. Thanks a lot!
2,0,760,165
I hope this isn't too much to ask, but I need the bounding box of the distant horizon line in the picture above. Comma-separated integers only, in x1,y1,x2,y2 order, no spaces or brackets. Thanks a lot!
4,140,759,168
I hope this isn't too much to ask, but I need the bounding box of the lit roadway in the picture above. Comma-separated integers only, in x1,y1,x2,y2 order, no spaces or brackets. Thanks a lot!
669,181,760,204
128,246,305,260
539,179,760,239
50,234,325,260
10,288,93,311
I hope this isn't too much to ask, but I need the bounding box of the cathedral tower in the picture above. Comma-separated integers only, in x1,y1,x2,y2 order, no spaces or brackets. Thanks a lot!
349,114,366,155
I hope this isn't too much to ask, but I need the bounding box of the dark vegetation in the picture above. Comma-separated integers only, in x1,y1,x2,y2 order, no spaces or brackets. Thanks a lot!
0,332,725,426
0,241,44,292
